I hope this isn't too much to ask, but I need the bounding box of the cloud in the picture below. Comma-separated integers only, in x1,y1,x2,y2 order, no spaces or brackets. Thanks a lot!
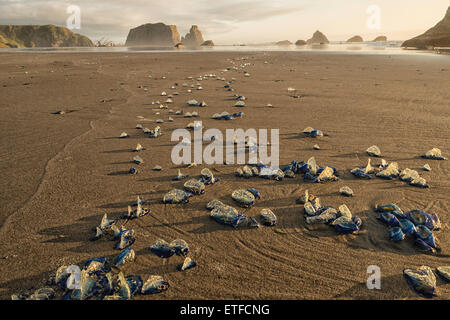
200,0,303,23
0,0,305,42
2,0,446,43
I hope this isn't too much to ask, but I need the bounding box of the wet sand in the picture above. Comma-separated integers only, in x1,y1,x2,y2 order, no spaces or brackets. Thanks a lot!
0,51,449,299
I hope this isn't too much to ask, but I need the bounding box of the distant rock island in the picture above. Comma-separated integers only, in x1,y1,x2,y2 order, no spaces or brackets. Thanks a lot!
295,40,307,46
126,22,180,46
0,25,93,48
201,40,214,47
372,36,387,42
307,30,329,44
402,6,450,48
347,35,363,43
126,22,210,47
276,40,293,46
182,25,204,47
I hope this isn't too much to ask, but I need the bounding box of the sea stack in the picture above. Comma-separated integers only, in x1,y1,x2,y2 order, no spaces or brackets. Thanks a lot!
307,30,330,44
372,35,387,42
125,23,180,47
182,25,204,47
276,40,293,46
402,6,450,49
295,40,307,46
0,25,93,48
347,35,363,43
201,40,215,46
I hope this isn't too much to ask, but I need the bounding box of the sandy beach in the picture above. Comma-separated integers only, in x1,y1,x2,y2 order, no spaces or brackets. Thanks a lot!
0,51,449,299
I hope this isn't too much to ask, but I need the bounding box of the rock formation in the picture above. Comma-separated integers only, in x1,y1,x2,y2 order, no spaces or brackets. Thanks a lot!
347,35,363,43
181,25,204,47
0,25,93,48
402,6,450,48
174,42,185,48
306,30,330,44
125,23,180,47
201,40,214,46
276,40,293,46
295,40,307,46
372,36,387,42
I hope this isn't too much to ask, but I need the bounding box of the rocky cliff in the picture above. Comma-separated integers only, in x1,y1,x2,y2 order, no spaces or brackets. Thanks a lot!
402,7,450,48
181,25,204,47
125,23,180,47
0,25,93,48
306,30,329,44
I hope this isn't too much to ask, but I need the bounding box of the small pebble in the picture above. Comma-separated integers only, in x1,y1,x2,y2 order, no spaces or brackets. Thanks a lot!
339,186,354,197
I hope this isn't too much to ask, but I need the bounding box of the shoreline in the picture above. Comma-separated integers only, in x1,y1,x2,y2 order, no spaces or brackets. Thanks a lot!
0,49,447,61
0,43,444,57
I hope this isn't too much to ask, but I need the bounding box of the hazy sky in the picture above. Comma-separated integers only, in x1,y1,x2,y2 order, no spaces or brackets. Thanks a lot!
0,0,449,44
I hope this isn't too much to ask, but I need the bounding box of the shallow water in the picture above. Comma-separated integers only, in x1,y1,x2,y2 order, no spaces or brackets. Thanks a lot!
0,41,441,56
